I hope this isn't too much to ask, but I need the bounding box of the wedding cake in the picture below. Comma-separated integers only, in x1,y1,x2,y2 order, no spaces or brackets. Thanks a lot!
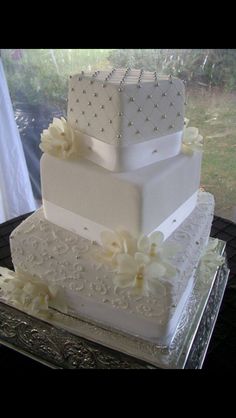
3,69,220,346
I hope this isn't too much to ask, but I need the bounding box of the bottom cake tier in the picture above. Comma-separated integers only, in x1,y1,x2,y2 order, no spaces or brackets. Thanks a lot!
10,191,215,346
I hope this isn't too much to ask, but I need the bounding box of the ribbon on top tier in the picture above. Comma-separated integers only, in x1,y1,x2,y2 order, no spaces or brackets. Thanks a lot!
77,129,183,172
40,118,183,172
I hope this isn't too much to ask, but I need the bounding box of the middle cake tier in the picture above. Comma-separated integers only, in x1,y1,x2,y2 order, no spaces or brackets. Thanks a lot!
41,151,202,243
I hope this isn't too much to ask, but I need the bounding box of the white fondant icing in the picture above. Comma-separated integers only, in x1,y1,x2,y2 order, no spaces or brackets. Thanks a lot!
10,192,215,345
41,152,202,241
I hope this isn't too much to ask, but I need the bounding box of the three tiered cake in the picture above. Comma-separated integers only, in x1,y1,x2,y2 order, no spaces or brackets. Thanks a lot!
3,69,219,346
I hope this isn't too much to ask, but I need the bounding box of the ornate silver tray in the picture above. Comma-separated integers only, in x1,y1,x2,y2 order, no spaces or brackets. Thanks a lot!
0,239,229,369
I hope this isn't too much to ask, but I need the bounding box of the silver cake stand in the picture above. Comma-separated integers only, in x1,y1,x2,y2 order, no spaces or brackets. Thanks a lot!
0,239,229,369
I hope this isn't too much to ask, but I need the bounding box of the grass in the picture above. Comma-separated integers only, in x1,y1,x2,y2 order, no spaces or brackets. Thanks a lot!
186,87,236,217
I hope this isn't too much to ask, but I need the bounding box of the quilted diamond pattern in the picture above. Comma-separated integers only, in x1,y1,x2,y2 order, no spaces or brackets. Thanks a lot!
67,69,185,145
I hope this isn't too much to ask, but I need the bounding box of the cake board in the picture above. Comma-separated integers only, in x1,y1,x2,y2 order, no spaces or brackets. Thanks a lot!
0,239,229,369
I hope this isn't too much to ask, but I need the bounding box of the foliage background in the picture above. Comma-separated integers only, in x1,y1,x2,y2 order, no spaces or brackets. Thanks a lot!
109,49,236,91
2,49,236,108
1,49,236,220
2,49,112,108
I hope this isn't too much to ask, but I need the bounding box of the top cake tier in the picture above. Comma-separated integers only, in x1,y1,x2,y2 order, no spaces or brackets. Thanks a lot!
67,68,185,146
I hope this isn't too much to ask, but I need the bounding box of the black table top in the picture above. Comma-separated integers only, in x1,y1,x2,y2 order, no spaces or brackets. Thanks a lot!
0,212,236,369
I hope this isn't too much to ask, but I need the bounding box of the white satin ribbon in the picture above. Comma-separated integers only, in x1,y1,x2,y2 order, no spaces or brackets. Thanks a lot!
43,192,198,244
77,130,183,172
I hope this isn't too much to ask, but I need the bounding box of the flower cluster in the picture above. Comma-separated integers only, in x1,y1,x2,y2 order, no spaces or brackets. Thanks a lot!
97,230,179,297
39,117,80,159
199,239,225,283
182,118,203,155
0,267,67,318
99,230,137,265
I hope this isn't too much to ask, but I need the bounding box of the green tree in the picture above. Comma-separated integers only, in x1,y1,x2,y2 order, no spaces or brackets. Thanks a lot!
108,49,236,91
2,49,112,108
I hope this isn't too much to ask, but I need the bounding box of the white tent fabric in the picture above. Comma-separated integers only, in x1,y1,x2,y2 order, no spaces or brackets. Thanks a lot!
0,58,36,223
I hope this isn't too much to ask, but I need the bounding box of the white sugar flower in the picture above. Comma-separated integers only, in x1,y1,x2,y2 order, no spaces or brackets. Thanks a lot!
0,268,67,318
181,118,203,155
114,252,169,297
199,239,225,282
98,229,137,265
92,229,178,294
39,117,79,159
184,118,190,127
137,231,179,275
137,231,165,256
